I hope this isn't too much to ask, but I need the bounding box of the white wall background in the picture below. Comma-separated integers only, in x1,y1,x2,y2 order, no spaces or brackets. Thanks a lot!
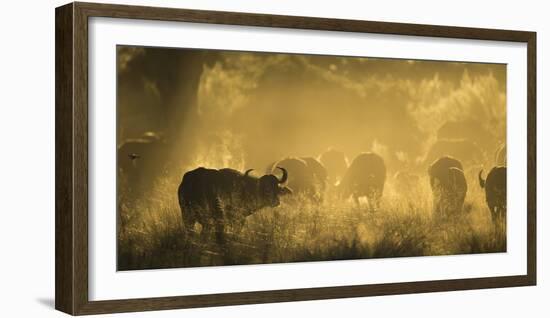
0,0,547,316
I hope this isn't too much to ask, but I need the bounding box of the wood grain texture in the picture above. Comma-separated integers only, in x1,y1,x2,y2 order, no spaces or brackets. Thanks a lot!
55,3,75,314
526,32,537,285
75,276,533,315
73,3,90,313
55,1,537,315
75,1,533,42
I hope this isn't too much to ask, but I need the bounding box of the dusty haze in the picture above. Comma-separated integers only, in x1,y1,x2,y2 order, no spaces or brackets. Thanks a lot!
116,46,506,270
117,46,505,173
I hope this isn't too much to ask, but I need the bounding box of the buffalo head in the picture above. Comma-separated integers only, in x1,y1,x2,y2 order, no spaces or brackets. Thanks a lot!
253,166,292,207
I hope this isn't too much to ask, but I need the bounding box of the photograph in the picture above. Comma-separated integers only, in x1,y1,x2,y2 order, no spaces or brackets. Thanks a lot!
116,46,507,271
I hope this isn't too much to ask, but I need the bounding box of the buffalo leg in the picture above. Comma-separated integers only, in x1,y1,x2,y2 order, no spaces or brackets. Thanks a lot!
369,192,382,212
366,191,377,212
183,218,195,240
181,205,196,239
214,221,226,246
352,194,360,207
433,194,444,221
200,223,211,242
212,197,227,246
492,206,506,246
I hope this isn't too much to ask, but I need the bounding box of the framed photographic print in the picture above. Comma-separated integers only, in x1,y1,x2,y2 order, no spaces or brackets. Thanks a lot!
55,2,536,315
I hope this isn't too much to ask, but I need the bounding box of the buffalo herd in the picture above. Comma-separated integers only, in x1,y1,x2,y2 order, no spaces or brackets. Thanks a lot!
173,148,506,244
117,135,506,244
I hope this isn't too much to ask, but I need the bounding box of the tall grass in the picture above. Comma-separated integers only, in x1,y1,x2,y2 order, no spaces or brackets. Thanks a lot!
117,172,505,271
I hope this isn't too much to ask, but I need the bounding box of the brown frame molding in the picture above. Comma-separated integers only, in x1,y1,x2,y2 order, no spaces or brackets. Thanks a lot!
55,2,537,315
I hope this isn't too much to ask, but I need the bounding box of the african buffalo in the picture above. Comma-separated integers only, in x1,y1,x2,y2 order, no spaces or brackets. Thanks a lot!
267,158,320,201
479,166,507,226
338,152,386,211
300,157,328,201
319,149,349,185
428,156,467,218
178,167,291,244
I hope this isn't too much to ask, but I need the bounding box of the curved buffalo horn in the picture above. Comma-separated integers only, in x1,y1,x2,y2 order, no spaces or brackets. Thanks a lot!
478,169,486,188
276,166,288,184
244,169,254,177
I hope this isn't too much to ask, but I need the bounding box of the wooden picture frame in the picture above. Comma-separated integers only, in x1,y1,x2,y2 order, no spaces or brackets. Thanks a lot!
55,2,536,315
